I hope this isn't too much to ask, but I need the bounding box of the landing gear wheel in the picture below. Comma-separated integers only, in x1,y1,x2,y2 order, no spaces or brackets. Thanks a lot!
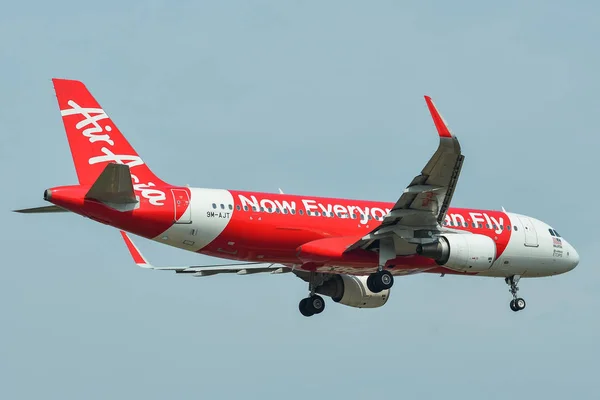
506,275,526,312
368,270,394,293
298,295,325,317
307,295,325,314
299,298,313,317
367,274,376,292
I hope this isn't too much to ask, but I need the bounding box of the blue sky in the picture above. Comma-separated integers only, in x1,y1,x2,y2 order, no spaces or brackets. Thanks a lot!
1,1,598,399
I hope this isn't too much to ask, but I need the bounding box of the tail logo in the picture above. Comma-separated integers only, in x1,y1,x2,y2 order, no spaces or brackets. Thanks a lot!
60,100,167,206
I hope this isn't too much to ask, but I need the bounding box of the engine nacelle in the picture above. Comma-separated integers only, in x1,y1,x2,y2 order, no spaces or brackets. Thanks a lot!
416,234,497,272
316,275,390,308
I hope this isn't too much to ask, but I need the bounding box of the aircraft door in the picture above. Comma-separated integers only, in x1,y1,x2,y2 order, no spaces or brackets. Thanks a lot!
171,188,192,224
517,215,538,247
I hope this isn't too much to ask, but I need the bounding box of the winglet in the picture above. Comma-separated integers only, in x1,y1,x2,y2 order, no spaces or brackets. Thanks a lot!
120,230,151,268
424,96,453,138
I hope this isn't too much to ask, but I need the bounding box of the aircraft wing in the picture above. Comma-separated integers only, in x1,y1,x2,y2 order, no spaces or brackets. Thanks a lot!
346,96,464,251
120,231,291,276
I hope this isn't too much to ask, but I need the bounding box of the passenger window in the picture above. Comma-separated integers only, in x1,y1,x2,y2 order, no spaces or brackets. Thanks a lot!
486,224,490,228
315,211,320,216
228,204,233,210
351,214,356,219
472,223,476,228
492,225,497,230
506,225,511,231
220,204,225,209
244,206,248,211
514,226,518,231
283,209,288,214
291,209,296,215
252,206,257,211
260,207,265,212
464,222,468,227
212,203,217,209
299,210,304,215
236,205,241,211
500,225,503,230
368,215,372,220
276,209,280,213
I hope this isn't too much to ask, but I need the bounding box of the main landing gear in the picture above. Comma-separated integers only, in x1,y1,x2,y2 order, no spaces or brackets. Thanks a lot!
506,275,526,312
299,295,325,317
367,270,394,293
299,271,326,317
366,237,395,293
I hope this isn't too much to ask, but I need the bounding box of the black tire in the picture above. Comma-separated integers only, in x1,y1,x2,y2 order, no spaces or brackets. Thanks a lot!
515,298,526,310
509,299,519,312
367,274,377,292
299,298,314,317
306,295,325,314
375,270,394,290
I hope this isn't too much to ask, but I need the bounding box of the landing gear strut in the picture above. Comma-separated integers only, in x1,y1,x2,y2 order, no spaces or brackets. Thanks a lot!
367,237,395,293
299,271,326,317
506,275,526,312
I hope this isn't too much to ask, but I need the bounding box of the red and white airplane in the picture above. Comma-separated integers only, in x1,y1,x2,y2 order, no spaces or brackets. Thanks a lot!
16,79,580,316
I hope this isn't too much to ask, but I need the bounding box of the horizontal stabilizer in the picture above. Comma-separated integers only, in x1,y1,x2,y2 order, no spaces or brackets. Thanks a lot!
85,163,138,210
120,231,291,277
13,205,68,213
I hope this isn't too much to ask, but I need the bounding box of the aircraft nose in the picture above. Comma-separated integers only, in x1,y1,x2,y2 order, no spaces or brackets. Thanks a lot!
569,245,580,270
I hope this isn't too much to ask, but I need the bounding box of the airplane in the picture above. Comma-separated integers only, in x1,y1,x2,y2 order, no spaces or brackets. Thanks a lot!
14,78,580,317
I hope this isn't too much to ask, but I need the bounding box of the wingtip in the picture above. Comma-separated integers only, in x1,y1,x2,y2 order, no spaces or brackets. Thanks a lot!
424,96,453,138
120,230,150,267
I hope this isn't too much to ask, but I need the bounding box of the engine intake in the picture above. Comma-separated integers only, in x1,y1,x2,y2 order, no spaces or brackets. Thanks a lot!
316,275,389,308
416,234,497,272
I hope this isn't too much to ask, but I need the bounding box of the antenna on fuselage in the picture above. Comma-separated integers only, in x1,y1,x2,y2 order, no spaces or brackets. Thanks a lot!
278,188,284,194
502,206,507,212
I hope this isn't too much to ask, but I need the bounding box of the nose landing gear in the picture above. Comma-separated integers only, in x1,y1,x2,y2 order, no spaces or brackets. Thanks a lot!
506,275,526,312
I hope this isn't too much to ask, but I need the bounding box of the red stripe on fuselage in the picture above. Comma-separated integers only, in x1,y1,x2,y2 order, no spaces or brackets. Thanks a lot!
199,190,512,271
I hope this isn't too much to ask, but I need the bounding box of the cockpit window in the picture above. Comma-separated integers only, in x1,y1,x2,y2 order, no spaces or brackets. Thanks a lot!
548,228,555,237
554,230,561,237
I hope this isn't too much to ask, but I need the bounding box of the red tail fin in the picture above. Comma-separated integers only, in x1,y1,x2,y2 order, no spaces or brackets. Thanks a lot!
52,78,167,187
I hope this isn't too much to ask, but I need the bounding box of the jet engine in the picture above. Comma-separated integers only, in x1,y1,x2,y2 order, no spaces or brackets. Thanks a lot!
316,274,390,308
416,234,497,272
